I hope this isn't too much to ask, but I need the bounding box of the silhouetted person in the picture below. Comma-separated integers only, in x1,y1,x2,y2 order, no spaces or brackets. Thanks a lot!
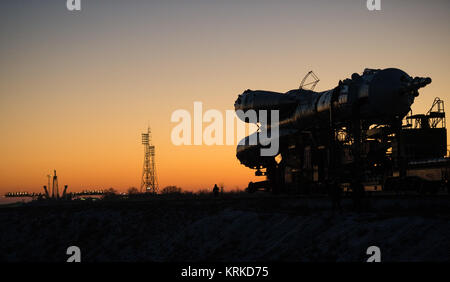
213,184,220,197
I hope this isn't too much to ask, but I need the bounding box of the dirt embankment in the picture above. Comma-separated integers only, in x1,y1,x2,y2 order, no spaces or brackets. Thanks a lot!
0,195,449,262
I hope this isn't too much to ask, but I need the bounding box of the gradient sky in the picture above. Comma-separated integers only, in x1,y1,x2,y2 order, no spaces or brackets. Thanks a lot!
0,0,449,193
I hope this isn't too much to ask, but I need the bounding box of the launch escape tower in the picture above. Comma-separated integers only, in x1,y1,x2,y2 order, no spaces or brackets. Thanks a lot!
141,127,159,193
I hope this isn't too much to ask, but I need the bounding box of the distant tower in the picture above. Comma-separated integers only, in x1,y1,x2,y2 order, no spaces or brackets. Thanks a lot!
52,170,59,199
42,170,68,200
141,127,159,193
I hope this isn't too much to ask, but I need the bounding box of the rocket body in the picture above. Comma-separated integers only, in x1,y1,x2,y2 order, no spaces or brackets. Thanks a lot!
234,68,431,168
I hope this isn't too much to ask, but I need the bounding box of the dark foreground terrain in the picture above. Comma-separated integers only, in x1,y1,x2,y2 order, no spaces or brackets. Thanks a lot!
0,194,449,262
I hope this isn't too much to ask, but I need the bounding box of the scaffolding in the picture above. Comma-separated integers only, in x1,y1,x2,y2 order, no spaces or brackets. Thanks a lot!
141,127,159,193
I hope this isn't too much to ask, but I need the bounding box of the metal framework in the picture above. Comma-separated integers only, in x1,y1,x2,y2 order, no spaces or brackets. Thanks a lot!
299,71,320,91
141,127,159,193
53,170,59,199
405,97,446,129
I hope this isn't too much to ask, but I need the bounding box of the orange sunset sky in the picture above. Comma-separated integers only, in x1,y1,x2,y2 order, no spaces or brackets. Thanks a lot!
0,0,449,193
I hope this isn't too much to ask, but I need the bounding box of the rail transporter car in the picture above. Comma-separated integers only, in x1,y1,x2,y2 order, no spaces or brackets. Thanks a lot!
234,68,449,194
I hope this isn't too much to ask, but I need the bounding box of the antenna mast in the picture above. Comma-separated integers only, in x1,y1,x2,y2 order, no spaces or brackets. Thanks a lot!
141,127,159,194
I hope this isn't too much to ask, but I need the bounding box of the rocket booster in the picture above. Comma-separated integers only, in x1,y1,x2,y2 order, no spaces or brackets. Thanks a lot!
234,68,431,168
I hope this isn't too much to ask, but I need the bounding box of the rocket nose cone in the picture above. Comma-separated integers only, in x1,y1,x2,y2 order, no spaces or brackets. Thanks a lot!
368,68,417,119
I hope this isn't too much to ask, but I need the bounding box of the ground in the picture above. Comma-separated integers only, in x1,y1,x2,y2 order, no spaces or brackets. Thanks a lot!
0,194,449,262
